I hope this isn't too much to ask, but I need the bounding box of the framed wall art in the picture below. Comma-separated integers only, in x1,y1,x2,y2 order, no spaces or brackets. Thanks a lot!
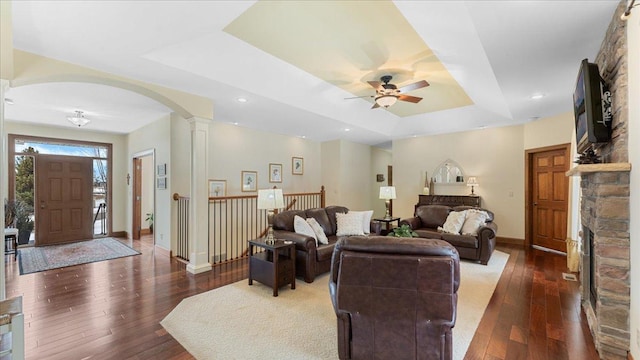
157,163,167,176
241,171,257,192
269,163,283,183
209,179,226,197
292,157,304,175
157,177,167,189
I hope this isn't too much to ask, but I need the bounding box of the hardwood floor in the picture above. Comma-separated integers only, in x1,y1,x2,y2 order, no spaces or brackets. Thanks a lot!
4,239,598,359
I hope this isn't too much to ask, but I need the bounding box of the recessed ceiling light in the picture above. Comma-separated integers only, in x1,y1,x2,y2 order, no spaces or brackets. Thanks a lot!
236,97,248,103
530,93,545,100
528,116,540,122
344,128,351,132
232,122,239,125
300,135,306,139
4,98,14,105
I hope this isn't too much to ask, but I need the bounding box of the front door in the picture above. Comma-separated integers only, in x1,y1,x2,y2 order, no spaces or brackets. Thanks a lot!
531,147,570,253
36,155,93,246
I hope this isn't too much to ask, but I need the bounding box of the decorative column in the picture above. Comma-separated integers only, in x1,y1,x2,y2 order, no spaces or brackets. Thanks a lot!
186,117,212,274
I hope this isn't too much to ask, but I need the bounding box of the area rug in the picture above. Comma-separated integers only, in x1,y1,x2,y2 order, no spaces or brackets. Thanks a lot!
161,250,509,360
19,237,140,275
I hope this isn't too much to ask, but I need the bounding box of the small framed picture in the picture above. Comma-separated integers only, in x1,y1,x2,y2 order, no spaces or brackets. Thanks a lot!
269,163,283,183
241,171,257,192
157,177,167,189
292,157,303,175
209,179,226,197
157,164,167,176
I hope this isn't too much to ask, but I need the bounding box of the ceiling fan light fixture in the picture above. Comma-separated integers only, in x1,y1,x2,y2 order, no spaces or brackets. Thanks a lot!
67,110,90,127
375,95,398,108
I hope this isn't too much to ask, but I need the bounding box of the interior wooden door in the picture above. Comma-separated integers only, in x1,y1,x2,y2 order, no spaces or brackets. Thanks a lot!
531,148,569,253
132,158,142,240
36,155,93,246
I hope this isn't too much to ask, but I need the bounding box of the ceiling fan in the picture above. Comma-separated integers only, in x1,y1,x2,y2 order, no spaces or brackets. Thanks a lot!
348,75,430,109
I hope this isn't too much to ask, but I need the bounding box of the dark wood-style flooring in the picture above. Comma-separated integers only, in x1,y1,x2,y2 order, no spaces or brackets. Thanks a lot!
4,238,598,359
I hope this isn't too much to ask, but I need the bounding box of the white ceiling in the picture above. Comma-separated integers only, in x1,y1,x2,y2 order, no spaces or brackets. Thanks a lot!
5,1,619,146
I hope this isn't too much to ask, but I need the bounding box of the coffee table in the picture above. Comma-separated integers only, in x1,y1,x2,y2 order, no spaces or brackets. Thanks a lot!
248,238,296,297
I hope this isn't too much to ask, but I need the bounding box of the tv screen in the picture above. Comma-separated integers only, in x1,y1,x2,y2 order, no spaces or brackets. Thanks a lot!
573,59,612,154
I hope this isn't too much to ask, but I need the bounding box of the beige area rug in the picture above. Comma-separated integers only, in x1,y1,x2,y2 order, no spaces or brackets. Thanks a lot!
161,250,509,360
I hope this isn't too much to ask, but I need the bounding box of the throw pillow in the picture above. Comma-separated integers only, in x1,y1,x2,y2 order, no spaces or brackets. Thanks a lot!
306,218,329,245
348,210,374,234
460,209,490,236
336,212,365,236
438,210,467,234
293,215,317,245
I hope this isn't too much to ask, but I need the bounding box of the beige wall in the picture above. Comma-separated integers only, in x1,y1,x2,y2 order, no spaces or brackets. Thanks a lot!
209,122,322,195
127,114,172,250
0,1,13,80
371,147,392,218
627,8,639,358
393,125,525,239
523,111,574,150
321,140,372,211
321,140,341,206
3,121,129,233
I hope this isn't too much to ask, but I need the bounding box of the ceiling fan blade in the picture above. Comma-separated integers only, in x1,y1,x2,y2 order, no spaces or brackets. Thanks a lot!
398,80,429,93
367,81,382,90
371,102,380,109
344,95,373,100
398,94,423,103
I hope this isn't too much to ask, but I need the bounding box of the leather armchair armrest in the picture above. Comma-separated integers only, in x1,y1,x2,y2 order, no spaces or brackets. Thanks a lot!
478,222,497,241
273,230,316,251
400,217,422,230
477,222,497,265
369,221,382,235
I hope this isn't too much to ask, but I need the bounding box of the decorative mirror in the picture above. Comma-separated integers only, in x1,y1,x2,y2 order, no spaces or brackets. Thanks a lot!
432,159,466,184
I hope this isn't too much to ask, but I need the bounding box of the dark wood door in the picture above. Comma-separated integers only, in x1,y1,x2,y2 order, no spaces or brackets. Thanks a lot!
531,148,569,253
36,155,93,246
132,158,142,240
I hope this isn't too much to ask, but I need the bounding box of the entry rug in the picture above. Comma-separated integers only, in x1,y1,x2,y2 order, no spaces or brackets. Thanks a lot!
162,250,509,360
19,237,140,275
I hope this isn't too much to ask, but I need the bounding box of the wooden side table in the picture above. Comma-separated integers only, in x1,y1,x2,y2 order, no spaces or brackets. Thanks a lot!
373,217,400,235
248,239,296,297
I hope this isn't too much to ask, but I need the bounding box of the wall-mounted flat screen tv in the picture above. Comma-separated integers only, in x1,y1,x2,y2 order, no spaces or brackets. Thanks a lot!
573,59,612,154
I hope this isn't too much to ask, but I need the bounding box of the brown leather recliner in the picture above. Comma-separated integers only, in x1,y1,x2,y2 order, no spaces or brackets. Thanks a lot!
329,236,460,360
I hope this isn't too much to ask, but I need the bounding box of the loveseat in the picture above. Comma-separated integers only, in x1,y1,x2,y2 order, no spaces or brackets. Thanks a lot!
272,206,381,283
401,205,497,265
329,235,460,359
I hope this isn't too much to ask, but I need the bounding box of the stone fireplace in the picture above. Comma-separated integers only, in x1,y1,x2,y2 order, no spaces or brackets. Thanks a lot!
572,166,631,359
566,2,631,359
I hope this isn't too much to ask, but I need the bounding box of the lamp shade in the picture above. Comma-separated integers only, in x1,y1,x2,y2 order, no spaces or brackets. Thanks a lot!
379,186,397,200
257,189,284,210
375,95,398,108
466,177,479,187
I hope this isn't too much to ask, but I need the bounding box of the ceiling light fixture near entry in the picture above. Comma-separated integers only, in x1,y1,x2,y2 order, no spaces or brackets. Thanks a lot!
67,110,90,127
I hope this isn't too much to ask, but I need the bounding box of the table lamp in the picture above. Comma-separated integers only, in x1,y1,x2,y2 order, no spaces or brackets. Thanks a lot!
257,188,285,243
467,177,479,196
379,186,396,220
